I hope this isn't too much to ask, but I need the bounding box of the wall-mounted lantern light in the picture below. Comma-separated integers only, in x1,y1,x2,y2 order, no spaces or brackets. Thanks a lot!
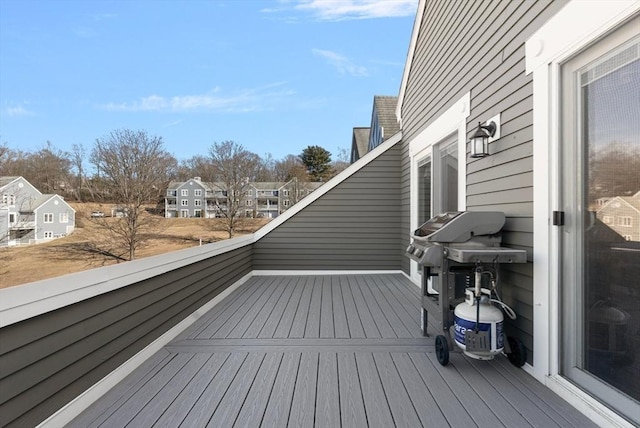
469,121,497,158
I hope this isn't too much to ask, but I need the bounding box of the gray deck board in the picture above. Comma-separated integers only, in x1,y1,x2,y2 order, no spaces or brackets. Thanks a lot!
261,352,301,427
70,274,598,428
288,352,319,427
332,276,351,338
315,352,340,428
337,352,368,427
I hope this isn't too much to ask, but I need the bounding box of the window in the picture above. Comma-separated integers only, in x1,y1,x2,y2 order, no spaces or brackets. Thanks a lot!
624,235,633,241
9,213,16,223
180,209,189,218
246,200,253,206
59,213,68,223
43,213,53,223
559,19,639,422
247,189,253,196
283,190,290,196
409,93,468,285
181,200,189,206
602,215,613,224
181,189,188,196
194,189,202,197
194,200,202,206
618,216,632,227
194,209,202,218
44,231,53,238
284,200,290,206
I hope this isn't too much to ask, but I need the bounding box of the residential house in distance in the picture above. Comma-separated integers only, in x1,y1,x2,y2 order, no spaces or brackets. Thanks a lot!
165,177,322,219
0,176,75,246
350,95,399,163
1,2,638,428
597,191,640,241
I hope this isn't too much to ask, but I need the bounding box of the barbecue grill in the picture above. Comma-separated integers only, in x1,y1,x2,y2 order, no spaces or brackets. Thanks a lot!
405,211,528,366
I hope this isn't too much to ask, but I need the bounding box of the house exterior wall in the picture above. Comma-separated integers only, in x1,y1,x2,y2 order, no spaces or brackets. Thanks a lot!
253,143,403,271
0,244,253,428
398,0,569,363
34,196,75,241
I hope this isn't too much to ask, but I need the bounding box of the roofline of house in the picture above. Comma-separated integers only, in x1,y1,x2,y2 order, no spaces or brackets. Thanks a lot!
395,0,426,126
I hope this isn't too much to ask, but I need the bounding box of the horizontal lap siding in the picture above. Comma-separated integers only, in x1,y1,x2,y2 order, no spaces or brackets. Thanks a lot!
254,146,402,271
400,0,569,364
0,245,253,428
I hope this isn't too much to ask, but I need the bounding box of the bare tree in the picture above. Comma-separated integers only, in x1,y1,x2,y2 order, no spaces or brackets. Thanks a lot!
274,154,309,182
209,141,261,238
90,129,177,260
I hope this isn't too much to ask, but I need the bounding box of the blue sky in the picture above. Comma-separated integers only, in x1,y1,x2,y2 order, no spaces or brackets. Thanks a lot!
0,0,417,163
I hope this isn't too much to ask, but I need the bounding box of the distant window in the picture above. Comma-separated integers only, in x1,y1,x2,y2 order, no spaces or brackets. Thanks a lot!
9,213,16,223
44,231,53,238
246,200,253,206
283,190,290,196
194,209,202,218
284,200,290,206
59,213,68,223
180,209,189,218
194,189,202,197
603,216,613,224
618,216,632,227
181,199,189,206
44,213,53,223
194,199,202,206
623,235,633,241
181,189,189,196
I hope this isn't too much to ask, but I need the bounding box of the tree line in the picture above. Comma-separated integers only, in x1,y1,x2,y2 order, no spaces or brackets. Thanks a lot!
0,132,349,204
0,129,349,260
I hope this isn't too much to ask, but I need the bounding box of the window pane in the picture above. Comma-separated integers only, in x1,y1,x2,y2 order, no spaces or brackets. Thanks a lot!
417,157,431,225
582,41,639,403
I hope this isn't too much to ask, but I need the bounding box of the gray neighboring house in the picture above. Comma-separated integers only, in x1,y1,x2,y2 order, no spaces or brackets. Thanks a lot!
0,176,75,246
350,95,399,163
165,177,322,219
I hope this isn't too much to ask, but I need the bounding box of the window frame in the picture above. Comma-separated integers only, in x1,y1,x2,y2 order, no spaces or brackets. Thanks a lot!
409,92,469,283
43,213,53,223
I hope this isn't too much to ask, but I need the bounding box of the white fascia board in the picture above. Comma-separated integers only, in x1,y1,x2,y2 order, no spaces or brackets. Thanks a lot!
0,234,254,327
396,0,426,125
253,131,402,241
525,0,640,74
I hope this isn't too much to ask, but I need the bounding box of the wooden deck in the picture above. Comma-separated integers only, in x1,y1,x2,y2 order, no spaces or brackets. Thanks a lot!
69,274,597,427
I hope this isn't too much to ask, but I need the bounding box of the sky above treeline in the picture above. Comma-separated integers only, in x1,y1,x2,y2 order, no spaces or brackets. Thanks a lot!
0,0,417,162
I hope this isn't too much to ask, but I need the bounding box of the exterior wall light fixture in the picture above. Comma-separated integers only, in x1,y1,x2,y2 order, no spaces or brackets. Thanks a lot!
469,121,497,158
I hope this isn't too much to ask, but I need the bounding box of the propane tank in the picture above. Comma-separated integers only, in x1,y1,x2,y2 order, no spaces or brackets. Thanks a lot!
454,264,505,360
453,293,504,359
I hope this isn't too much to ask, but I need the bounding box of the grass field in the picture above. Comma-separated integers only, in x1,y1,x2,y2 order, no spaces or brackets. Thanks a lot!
0,203,269,289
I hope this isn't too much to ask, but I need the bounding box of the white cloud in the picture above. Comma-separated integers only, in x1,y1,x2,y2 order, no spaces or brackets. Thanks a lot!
289,0,418,21
312,49,368,77
4,106,35,117
100,83,294,113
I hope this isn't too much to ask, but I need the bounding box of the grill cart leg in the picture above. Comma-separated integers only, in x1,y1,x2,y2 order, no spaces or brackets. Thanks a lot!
421,308,428,336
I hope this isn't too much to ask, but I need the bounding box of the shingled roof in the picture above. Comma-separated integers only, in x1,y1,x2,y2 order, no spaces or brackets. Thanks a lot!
350,127,371,163
373,95,400,140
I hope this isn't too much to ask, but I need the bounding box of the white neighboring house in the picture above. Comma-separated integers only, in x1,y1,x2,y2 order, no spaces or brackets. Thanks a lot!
0,176,75,246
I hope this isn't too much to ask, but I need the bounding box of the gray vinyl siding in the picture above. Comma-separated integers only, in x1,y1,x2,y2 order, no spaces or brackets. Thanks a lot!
399,0,569,364
35,197,74,240
253,144,403,271
0,245,252,428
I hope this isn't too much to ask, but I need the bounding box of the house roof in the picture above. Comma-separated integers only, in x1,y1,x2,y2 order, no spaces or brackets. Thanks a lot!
598,196,640,215
373,95,400,139
352,127,371,159
0,176,20,190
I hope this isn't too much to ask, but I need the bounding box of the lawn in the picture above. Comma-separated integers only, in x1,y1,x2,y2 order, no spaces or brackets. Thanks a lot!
0,203,269,288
